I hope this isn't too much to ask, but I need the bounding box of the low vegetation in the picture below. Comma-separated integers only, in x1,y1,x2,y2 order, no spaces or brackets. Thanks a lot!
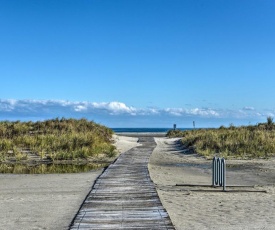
0,118,116,162
167,117,275,159
0,162,107,174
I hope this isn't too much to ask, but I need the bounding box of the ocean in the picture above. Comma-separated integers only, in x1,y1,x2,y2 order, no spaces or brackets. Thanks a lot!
111,128,192,133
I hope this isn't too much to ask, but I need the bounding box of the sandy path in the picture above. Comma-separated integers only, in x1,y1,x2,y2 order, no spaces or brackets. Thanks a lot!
0,135,138,230
149,137,275,230
0,172,102,230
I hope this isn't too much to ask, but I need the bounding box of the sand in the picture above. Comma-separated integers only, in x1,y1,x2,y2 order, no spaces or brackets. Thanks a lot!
1,135,275,229
0,172,102,230
149,137,275,230
112,134,140,153
0,135,139,230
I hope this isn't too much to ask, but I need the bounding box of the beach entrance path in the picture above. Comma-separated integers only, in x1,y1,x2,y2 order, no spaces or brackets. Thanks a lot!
70,137,175,229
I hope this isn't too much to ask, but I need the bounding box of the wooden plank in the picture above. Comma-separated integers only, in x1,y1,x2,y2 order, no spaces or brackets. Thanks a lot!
70,137,175,229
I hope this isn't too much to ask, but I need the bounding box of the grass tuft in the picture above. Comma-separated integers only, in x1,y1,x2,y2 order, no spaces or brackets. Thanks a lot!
0,118,115,162
167,119,275,159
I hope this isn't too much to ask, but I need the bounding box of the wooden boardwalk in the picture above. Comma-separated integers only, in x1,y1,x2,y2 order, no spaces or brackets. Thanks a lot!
70,137,175,230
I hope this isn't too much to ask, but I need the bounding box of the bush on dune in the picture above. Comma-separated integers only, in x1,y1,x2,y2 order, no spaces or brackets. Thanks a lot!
167,118,275,159
0,118,115,161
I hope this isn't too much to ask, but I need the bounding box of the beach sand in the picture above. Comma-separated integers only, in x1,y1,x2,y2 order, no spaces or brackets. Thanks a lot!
0,172,102,230
1,135,275,229
149,137,275,230
0,135,138,230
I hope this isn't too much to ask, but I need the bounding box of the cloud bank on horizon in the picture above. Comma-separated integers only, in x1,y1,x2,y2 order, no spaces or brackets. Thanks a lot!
0,99,272,128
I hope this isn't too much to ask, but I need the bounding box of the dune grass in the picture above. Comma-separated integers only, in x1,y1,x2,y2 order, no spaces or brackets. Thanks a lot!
167,118,275,159
0,118,116,162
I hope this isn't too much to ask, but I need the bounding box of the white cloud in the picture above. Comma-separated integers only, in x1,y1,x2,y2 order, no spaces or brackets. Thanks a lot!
264,112,275,117
164,108,186,116
243,106,255,111
189,108,219,117
0,100,142,117
91,102,137,115
164,107,219,117
0,99,269,123
0,99,16,112
74,105,88,112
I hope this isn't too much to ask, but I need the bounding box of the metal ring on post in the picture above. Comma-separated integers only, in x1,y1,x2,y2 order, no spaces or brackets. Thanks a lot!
212,157,226,191
217,158,221,186
212,157,217,187
221,158,226,191
216,158,219,186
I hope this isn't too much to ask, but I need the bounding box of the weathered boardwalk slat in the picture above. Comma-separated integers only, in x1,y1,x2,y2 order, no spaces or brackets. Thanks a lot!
70,137,175,229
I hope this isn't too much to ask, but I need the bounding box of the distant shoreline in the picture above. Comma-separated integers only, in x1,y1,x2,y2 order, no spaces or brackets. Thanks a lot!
115,132,167,137
112,128,193,137
111,127,192,133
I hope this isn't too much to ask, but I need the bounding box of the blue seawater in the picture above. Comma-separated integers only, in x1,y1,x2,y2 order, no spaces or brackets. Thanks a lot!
111,128,191,133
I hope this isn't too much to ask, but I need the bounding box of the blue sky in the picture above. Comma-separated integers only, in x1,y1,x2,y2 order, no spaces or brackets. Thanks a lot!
1,0,275,128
